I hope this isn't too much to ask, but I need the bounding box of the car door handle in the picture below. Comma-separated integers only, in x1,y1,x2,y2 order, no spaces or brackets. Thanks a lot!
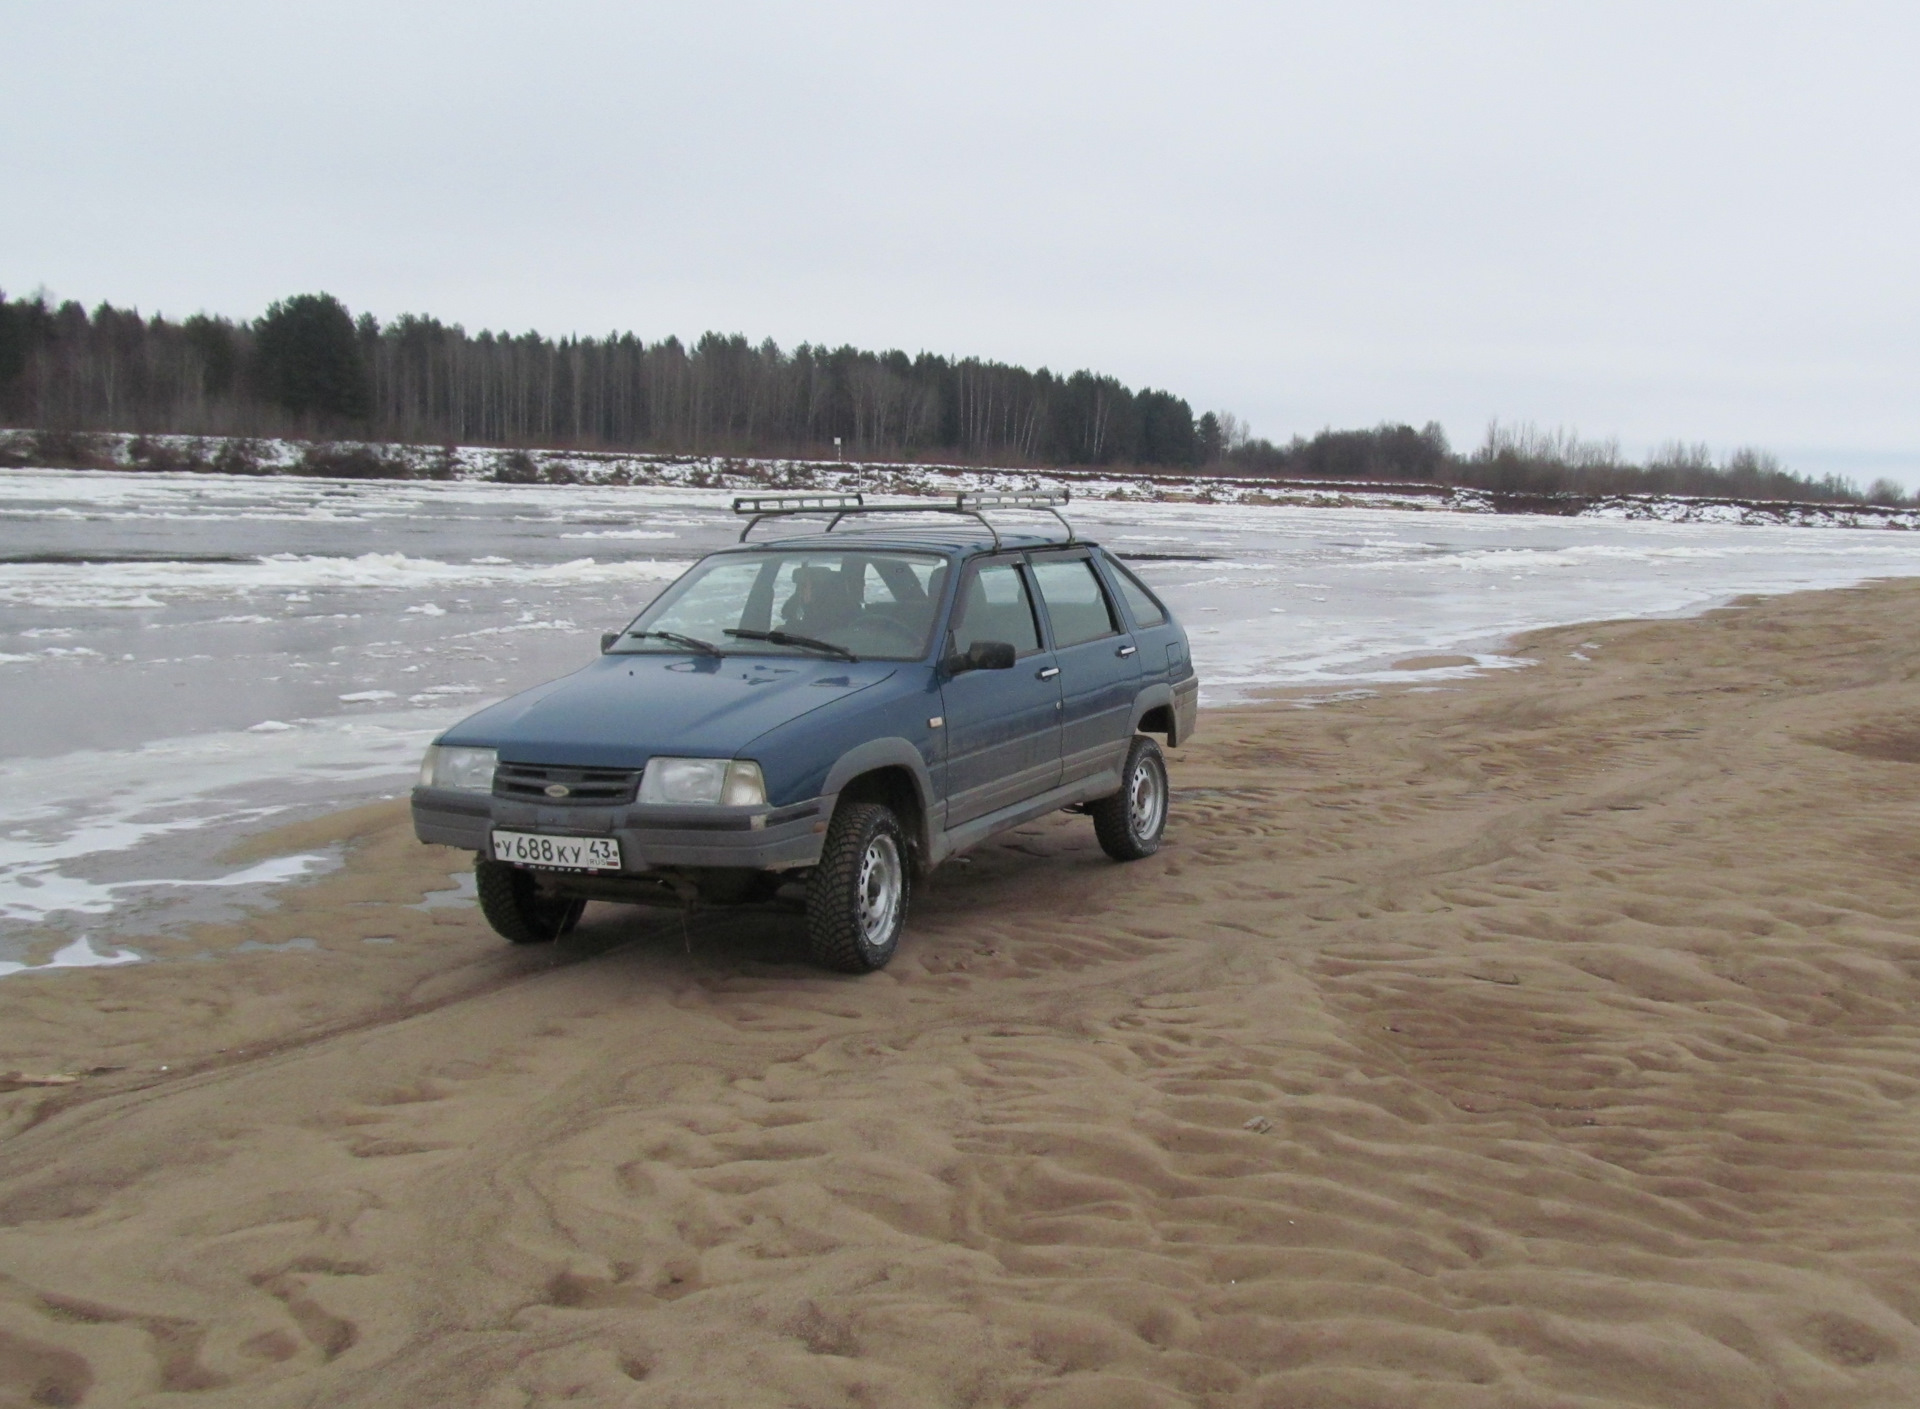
1116,644,1137,657
1037,666,1060,680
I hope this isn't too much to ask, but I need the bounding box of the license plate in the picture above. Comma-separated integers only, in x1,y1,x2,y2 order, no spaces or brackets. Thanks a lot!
491,830,622,872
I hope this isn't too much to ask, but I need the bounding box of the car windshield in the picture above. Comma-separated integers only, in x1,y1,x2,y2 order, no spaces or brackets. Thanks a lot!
612,550,951,661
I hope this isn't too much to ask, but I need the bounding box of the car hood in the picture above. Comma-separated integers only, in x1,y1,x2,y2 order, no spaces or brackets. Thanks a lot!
440,653,898,767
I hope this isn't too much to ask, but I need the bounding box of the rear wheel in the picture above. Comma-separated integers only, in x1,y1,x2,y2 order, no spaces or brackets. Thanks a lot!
1090,734,1169,861
475,858,586,944
806,802,909,973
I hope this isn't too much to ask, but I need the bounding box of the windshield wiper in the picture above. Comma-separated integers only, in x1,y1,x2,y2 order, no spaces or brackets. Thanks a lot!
631,630,724,657
724,628,859,662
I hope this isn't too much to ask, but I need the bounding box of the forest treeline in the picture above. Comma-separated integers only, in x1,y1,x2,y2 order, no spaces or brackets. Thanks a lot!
0,286,1898,504
0,288,1200,468
1223,421,1896,505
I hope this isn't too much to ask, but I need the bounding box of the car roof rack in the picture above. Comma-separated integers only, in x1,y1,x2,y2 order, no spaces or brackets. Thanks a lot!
732,490,1075,549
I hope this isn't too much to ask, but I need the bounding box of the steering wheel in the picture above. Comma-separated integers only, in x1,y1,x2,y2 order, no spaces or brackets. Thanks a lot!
855,616,925,653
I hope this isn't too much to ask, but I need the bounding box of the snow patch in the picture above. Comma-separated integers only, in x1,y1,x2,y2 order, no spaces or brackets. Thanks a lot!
0,934,142,979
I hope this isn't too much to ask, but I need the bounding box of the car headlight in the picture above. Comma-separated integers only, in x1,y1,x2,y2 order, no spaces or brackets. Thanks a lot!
639,757,766,806
419,744,498,793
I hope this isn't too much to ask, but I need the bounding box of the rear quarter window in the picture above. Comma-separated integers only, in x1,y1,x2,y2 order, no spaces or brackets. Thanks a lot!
1105,558,1168,628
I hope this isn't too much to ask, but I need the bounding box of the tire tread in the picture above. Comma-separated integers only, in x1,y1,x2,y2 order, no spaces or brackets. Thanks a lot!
475,858,584,944
1090,735,1168,861
805,802,907,973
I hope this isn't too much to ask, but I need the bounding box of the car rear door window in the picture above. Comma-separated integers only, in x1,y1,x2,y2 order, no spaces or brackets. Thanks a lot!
1031,557,1119,647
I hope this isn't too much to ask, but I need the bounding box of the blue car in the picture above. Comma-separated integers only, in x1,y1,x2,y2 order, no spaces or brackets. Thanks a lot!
411,492,1199,972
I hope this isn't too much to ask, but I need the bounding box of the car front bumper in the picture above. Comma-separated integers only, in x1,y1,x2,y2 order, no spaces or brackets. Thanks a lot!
411,786,831,872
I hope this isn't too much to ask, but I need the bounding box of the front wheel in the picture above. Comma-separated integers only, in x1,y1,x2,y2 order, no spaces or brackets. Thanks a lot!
805,802,910,972
475,858,587,944
1090,735,1169,861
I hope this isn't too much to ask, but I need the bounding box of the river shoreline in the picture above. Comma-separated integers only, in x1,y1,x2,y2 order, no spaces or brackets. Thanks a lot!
7,428,1916,528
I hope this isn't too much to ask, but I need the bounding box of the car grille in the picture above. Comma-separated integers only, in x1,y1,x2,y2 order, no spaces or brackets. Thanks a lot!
493,762,642,806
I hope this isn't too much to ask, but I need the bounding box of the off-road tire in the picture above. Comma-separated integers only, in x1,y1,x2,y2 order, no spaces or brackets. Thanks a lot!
475,858,587,944
805,802,910,973
1090,734,1169,861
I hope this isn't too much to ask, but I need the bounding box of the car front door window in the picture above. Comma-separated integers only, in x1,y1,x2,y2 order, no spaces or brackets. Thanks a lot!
938,558,1060,826
951,560,1042,656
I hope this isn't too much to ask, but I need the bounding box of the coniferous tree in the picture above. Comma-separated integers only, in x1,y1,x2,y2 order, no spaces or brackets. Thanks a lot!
0,291,52,411
1198,412,1224,463
252,293,369,423
181,314,238,398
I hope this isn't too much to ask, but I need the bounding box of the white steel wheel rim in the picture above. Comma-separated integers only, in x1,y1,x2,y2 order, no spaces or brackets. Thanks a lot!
857,833,903,945
1128,757,1166,840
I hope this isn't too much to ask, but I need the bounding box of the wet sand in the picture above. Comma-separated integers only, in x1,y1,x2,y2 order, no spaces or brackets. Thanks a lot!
5,580,1920,1407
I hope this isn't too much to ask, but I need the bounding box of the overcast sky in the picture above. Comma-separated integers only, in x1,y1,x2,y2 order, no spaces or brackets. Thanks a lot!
5,1,1917,482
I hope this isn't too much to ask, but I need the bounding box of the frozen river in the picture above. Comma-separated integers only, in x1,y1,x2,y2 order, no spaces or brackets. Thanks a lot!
8,466,1920,968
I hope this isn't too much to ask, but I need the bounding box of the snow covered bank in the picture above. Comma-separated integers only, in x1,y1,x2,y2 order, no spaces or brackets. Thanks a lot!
5,429,1914,530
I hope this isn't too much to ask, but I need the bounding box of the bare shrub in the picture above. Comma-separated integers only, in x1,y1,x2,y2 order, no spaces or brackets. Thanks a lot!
492,450,538,484
30,430,113,469
212,438,269,475
301,442,409,479
125,436,213,473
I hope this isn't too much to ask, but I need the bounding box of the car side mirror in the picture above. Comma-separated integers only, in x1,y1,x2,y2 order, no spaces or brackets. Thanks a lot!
945,640,1016,674
601,631,619,654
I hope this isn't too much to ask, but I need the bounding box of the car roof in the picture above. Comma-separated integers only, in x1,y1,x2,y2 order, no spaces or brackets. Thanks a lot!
729,526,1099,558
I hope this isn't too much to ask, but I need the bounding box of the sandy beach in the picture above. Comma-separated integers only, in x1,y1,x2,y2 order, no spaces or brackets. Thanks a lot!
4,578,1920,1407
